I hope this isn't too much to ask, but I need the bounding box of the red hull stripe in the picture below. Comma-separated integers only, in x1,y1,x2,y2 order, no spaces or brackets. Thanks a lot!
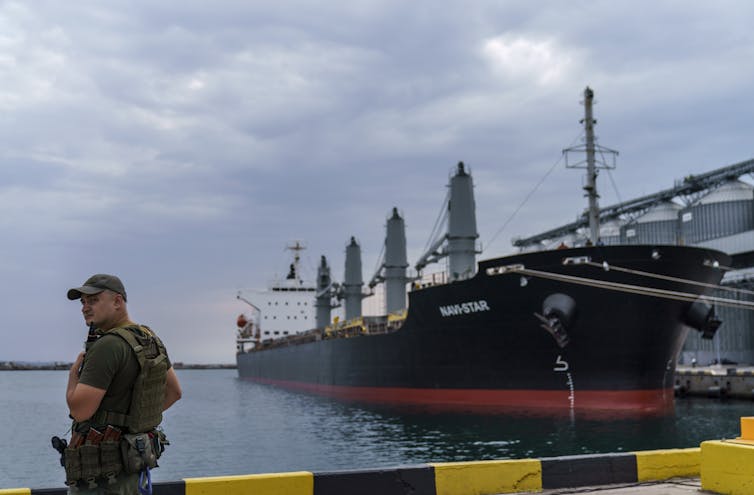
243,377,675,415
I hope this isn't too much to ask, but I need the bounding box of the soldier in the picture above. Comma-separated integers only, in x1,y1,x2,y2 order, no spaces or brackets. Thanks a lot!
64,274,182,494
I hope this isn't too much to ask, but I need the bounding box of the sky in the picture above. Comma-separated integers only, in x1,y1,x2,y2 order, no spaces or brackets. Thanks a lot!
2,1,754,364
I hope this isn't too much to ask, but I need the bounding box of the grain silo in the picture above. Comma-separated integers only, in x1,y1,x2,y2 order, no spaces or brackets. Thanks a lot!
680,180,754,244
679,181,754,366
598,219,623,245
621,201,681,245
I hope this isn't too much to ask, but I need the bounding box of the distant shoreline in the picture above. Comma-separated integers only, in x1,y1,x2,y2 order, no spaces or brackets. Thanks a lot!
0,361,236,370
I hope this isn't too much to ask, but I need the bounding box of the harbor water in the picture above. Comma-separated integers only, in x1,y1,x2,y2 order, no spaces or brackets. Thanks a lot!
1,368,751,490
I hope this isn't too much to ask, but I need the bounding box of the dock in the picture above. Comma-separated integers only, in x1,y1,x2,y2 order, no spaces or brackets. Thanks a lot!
0,447,715,495
538,478,701,493
676,364,754,399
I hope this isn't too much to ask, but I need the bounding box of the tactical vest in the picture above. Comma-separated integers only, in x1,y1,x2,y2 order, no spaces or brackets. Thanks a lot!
62,325,169,488
87,325,169,433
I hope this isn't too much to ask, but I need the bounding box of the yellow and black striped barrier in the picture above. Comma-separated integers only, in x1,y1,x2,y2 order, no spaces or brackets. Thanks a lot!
0,446,704,495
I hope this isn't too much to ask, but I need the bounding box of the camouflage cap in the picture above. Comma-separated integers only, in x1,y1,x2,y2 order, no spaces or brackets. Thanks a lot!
67,274,127,302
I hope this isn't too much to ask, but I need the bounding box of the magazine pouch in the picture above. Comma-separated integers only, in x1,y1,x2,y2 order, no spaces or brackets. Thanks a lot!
100,440,123,483
79,444,101,488
121,432,158,474
63,447,82,487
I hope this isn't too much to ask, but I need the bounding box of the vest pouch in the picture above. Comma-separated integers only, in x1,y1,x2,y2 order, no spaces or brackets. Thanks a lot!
151,429,168,460
79,444,101,487
63,447,82,486
121,432,158,474
100,440,123,481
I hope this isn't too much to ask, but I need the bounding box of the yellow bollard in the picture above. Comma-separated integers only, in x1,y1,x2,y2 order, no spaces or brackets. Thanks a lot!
737,417,754,442
701,416,754,494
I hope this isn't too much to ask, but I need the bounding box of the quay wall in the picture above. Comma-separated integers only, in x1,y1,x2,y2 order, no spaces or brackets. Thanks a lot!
675,365,754,399
2,447,700,495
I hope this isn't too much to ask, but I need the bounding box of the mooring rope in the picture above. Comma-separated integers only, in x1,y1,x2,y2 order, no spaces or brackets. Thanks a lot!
581,261,754,298
507,266,754,311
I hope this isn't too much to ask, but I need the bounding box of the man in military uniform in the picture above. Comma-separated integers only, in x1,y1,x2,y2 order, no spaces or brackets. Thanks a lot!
65,274,182,494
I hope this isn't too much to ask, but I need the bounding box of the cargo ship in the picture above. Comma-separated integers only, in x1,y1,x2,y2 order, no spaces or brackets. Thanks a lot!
235,88,731,414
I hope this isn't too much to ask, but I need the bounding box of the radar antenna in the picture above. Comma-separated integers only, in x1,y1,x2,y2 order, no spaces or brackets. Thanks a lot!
285,240,306,282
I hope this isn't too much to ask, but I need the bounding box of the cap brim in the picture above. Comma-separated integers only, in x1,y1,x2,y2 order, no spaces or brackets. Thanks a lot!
67,286,105,300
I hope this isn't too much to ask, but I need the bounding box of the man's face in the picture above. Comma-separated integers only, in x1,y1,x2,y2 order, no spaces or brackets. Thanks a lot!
80,291,119,328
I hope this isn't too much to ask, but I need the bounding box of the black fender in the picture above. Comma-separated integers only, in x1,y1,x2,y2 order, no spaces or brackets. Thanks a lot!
684,300,721,340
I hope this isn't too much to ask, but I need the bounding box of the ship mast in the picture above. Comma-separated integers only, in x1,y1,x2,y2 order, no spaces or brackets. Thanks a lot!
583,87,599,243
563,87,618,245
285,240,306,283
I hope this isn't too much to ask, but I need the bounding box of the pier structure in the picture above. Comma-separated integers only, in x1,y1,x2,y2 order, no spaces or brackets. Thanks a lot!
675,364,754,399
15,426,754,495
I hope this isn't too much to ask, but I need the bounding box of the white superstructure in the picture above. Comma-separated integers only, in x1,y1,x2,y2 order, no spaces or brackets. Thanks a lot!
237,242,318,347
247,285,316,339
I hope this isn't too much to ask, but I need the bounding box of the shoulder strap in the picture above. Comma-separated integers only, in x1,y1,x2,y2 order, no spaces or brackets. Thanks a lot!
90,325,166,429
110,326,147,370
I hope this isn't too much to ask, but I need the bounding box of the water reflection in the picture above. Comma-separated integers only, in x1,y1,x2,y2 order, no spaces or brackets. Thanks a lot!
231,380,745,467
159,374,751,480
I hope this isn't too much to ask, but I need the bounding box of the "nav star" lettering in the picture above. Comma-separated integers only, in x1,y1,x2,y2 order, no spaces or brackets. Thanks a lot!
439,300,491,317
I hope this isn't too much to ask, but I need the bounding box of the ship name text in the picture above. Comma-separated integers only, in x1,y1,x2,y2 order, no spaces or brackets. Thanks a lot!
439,300,490,317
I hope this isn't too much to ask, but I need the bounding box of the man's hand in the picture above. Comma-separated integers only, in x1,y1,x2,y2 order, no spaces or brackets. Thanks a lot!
66,351,106,422
70,351,85,378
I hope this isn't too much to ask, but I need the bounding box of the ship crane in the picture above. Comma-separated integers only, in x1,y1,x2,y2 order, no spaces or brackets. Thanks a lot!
336,237,370,320
415,162,481,281
367,207,414,313
315,255,341,329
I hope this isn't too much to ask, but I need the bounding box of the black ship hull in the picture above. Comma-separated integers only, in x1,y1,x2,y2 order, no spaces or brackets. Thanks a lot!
237,245,728,414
